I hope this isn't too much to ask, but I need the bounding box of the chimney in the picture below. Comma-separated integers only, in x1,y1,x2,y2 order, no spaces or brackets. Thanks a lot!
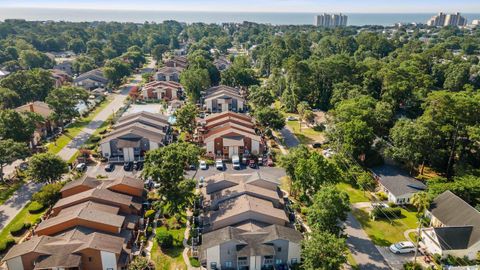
29,103,34,113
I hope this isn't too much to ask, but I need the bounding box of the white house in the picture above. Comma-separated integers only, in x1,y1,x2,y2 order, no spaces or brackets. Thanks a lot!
421,191,480,260
204,85,246,113
372,164,426,204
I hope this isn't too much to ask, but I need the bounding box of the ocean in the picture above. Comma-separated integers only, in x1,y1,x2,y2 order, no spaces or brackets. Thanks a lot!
0,8,479,26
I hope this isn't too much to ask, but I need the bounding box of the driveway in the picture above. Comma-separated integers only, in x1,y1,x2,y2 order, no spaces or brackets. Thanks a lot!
0,181,42,231
279,127,299,148
344,212,391,270
376,246,414,270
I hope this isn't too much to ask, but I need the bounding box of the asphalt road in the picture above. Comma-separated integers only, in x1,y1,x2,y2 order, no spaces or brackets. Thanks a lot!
279,126,300,148
344,212,392,270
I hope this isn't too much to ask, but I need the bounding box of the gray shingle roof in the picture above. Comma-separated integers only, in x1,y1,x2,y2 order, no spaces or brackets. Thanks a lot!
372,164,426,197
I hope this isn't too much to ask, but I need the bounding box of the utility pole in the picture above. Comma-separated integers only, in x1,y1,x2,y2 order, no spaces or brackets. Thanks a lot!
413,217,424,264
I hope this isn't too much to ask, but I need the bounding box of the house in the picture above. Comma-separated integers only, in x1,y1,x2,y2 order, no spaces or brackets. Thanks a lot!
74,69,108,90
14,101,57,146
204,85,246,113
199,172,301,270
421,191,480,260
213,57,231,71
199,112,264,159
50,69,71,87
53,60,73,76
154,66,182,82
164,55,188,69
99,111,171,162
141,80,183,101
2,175,144,270
371,164,426,204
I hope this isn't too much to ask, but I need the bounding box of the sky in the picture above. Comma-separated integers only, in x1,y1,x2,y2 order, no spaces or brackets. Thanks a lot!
1,0,479,13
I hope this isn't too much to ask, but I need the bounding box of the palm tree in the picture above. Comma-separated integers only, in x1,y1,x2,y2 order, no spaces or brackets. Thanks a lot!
411,192,430,216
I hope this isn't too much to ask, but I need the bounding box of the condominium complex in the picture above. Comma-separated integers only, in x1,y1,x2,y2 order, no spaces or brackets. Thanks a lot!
427,12,467,27
314,13,348,28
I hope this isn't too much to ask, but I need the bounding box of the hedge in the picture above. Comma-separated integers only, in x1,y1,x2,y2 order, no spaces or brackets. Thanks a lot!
9,222,30,236
0,238,15,253
28,201,44,214
371,207,401,220
190,257,201,267
156,231,174,248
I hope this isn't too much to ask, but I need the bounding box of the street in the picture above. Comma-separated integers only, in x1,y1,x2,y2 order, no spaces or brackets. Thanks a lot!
279,126,300,148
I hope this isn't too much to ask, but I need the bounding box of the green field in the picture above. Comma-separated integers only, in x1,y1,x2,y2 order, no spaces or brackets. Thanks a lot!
0,180,24,205
352,207,418,246
151,217,187,270
286,120,324,145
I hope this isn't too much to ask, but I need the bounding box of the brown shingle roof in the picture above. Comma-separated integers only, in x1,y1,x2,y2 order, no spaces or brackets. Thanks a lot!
61,176,101,194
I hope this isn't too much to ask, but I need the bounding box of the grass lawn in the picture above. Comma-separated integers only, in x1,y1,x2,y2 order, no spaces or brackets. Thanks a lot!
151,217,187,270
347,251,359,270
286,120,324,145
336,183,371,204
352,207,418,246
0,202,47,244
0,180,24,205
46,98,112,154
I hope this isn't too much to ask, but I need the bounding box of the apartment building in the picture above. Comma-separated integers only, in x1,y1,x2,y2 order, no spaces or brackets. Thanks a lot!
314,13,348,27
427,12,467,27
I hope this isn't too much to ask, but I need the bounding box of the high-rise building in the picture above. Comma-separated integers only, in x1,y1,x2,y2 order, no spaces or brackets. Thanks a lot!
314,13,348,28
427,12,467,27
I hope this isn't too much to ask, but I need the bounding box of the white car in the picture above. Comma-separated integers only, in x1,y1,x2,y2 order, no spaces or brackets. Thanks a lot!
215,159,224,170
75,163,86,172
199,160,208,170
389,241,416,254
286,116,297,121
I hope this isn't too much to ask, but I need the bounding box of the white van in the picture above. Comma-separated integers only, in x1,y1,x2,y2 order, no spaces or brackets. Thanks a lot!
232,155,241,170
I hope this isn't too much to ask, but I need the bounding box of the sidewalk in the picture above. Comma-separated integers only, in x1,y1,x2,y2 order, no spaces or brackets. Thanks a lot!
0,181,42,231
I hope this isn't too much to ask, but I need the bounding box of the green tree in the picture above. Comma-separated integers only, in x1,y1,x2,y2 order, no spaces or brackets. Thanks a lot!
72,55,97,74
104,58,132,87
253,107,285,131
0,87,20,109
27,153,68,183
19,50,54,69
128,256,155,270
410,192,430,215
329,119,375,160
307,185,350,235
174,102,198,134
180,68,210,102
0,69,54,103
0,110,39,143
46,86,89,124
31,182,63,206
302,231,347,270
151,44,169,62
0,139,29,181
248,85,274,108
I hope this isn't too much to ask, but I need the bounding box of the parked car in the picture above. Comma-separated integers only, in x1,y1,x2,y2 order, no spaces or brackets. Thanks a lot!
19,162,29,171
123,162,133,171
232,155,241,170
199,160,208,170
248,159,257,169
189,164,196,170
75,163,87,172
104,163,115,172
286,116,297,121
199,176,205,188
133,161,143,170
215,159,224,170
389,242,416,254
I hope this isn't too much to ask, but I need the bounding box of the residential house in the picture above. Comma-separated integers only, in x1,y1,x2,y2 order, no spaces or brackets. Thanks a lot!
2,175,145,270
141,80,183,101
371,164,426,204
53,60,73,76
199,172,302,270
421,191,480,260
99,111,171,162
213,57,231,71
74,69,108,90
198,112,264,159
50,69,71,88
164,55,188,69
154,66,182,82
14,101,57,146
204,85,246,113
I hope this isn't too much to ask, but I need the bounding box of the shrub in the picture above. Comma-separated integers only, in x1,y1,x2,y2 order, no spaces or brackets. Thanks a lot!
28,201,44,214
313,124,325,132
10,223,28,236
403,262,423,270
375,192,388,201
156,231,174,248
144,209,155,220
371,207,402,220
146,226,153,237
0,238,15,253
189,257,200,267
32,182,63,206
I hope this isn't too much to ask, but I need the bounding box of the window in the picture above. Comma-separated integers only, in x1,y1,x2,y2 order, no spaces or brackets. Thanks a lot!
225,261,232,268
210,262,217,269
88,257,92,262
276,259,282,265
277,247,282,252
291,258,298,264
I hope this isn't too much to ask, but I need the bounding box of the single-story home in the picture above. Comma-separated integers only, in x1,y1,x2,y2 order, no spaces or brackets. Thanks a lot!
421,191,480,260
371,164,426,205
73,69,108,90
53,60,73,76
155,66,182,82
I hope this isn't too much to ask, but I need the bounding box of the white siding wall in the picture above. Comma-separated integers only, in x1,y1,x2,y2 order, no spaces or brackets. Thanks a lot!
206,141,214,154
249,255,262,270
100,142,111,157
123,148,135,162
100,250,117,270
6,256,23,270
206,100,213,111
206,245,220,270
251,140,260,155
288,242,301,264
150,142,159,150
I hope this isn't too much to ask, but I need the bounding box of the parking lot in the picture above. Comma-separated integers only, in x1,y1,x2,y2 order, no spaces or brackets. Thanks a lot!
85,162,142,179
